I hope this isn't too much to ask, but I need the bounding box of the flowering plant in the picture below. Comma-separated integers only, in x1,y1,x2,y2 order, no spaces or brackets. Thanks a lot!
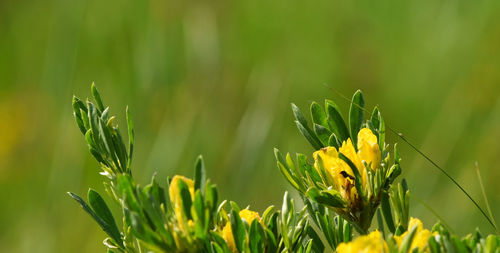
275,90,401,234
68,85,499,252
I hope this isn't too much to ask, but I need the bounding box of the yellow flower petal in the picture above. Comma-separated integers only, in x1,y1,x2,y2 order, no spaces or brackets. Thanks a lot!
313,147,340,188
239,209,261,225
222,223,237,252
339,139,364,170
357,128,381,170
340,138,367,187
337,230,388,253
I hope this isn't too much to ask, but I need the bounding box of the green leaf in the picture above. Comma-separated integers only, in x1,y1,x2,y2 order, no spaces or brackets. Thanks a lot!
348,90,364,149
108,119,128,171
144,175,167,212
370,107,385,150
306,187,345,208
336,215,344,245
230,201,241,214
304,239,314,253
275,149,304,192
291,103,310,130
314,155,333,187
328,133,340,149
370,107,380,132
295,121,323,150
98,117,119,170
310,102,329,130
428,236,440,253
325,100,350,142
376,208,386,238
281,191,293,222
91,82,105,112
68,192,123,248
72,96,88,134
306,226,325,253
277,161,302,192
126,106,134,171
249,220,265,253
292,103,323,149
194,155,206,193
381,191,395,233
261,205,275,225
210,242,224,253
177,179,193,220
265,229,278,253
192,190,206,239
136,188,170,241
297,153,322,185
343,219,352,243
485,234,498,253
452,235,468,253
116,174,141,212
230,209,247,253
205,182,218,214
314,123,332,146
87,189,122,245
210,231,231,252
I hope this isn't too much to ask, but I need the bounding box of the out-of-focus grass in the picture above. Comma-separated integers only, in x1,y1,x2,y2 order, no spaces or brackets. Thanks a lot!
0,0,499,251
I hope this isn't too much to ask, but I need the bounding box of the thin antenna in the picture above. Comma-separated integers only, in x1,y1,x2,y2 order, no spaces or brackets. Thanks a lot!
322,83,498,232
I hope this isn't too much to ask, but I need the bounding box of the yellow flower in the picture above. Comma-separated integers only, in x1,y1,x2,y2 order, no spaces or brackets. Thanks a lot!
313,128,381,205
394,217,434,252
222,209,262,252
357,128,381,171
336,230,388,253
313,147,358,205
169,175,195,233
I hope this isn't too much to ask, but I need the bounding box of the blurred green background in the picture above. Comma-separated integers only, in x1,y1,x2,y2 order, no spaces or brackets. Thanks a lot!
1,0,499,251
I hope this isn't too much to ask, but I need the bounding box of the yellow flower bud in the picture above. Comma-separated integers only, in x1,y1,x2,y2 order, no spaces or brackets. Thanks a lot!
222,209,262,252
394,217,435,252
357,128,381,170
336,230,388,253
169,175,195,233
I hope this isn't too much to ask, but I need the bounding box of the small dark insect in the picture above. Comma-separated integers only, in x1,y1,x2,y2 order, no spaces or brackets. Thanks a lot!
340,171,355,180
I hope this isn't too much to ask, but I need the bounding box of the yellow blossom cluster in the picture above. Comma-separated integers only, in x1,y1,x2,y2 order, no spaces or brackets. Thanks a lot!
313,128,381,205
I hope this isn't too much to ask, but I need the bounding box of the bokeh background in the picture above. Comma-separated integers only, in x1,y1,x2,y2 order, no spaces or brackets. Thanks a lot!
1,0,499,252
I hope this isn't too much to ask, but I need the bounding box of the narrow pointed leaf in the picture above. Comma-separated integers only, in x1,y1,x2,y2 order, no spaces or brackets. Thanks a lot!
230,209,247,253
325,100,350,142
126,106,134,170
91,82,105,112
296,121,323,150
194,155,206,192
87,189,122,245
348,90,364,148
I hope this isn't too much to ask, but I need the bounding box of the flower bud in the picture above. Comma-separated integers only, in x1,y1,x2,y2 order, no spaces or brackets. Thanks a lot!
222,209,262,252
169,175,195,233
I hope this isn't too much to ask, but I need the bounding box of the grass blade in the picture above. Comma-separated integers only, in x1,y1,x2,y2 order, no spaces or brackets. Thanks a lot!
475,162,498,234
